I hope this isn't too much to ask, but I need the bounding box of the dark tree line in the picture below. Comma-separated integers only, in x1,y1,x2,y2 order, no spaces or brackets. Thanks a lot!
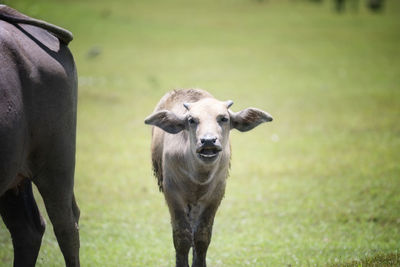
307,0,385,13
333,0,385,12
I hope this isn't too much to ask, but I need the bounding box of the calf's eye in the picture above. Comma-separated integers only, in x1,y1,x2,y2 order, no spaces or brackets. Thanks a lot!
188,117,196,124
220,117,229,123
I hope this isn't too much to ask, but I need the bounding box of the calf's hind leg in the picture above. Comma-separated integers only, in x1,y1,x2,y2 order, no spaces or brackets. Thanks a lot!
0,179,46,267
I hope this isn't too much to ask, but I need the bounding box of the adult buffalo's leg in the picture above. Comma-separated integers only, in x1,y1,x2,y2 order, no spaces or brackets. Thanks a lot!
165,195,192,267
32,78,80,267
35,170,80,267
33,128,80,267
192,204,219,267
0,179,46,267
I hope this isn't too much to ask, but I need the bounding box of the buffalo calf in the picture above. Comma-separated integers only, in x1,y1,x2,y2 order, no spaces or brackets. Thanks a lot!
145,89,272,267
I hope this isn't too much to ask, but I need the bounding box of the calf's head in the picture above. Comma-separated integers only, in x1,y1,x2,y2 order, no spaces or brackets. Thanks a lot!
145,98,273,164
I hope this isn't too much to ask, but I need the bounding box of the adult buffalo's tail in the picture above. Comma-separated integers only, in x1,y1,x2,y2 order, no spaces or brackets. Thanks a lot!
0,4,73,44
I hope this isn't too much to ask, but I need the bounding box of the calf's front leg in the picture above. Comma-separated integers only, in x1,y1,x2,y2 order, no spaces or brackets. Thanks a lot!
166,196,192,267
192,204,219,267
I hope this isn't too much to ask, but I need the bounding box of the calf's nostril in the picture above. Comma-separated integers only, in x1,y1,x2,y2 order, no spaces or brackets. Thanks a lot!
200,136,217,145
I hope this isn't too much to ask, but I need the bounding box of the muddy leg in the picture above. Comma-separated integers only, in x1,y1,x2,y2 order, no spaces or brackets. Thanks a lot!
165,196,192,267
192,205,219,267
171,209,192,267
0,179,46,267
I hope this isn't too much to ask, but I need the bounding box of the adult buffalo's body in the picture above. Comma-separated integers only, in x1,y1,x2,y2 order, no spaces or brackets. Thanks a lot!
145,89,273,267
0,5,80,267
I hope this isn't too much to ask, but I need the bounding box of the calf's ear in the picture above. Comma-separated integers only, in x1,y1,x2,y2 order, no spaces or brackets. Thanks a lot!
229,108,273,132
144,110,186,134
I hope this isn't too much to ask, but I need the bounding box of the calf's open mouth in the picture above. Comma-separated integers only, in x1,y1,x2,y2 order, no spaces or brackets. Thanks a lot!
196,146,222,158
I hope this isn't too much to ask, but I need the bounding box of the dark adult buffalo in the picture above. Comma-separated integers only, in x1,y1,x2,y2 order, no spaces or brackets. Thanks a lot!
0,5,80,267
145,89,273,267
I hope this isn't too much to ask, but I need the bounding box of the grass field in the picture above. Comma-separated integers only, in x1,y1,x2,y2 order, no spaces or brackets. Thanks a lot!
1,0,400,266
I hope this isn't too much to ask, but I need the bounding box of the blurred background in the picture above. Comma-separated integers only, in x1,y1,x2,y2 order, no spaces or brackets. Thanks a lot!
0,0,399,266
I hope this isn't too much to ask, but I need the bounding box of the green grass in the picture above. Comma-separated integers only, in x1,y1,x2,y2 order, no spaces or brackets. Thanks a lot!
1,0,400,266
331,252,400,267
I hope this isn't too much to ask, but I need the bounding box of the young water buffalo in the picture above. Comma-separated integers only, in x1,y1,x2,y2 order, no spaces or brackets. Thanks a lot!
0,5,79,267
145,89,273,267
